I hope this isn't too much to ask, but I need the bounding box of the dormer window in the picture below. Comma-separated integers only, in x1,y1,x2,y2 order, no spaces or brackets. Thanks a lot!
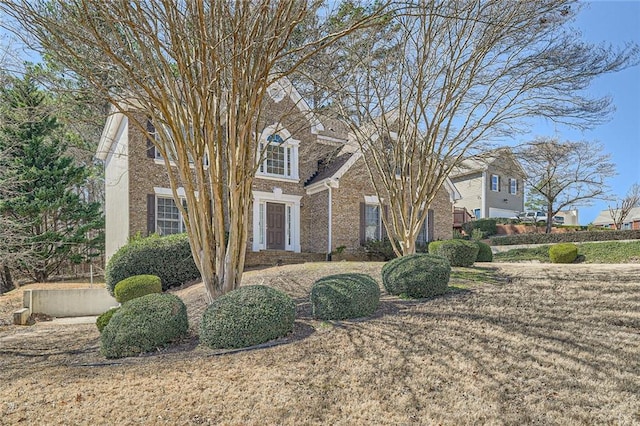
257,126,299,181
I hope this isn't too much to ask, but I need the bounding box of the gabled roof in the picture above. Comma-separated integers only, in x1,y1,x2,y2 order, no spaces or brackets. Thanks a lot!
592,206,640,225
452,148,526,178
304,152,354,187
96,105,126,161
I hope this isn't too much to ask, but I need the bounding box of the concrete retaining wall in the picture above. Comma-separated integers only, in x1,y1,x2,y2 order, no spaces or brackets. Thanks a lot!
23,288,118,317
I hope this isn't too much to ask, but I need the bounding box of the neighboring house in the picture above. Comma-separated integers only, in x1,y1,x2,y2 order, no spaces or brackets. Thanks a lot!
450,148,525,220
554,209,580,226
96,82,459,265
592,206,640,230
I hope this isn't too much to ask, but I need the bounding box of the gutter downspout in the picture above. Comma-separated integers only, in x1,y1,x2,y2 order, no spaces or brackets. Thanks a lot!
325,179,338,261
481,171,487,219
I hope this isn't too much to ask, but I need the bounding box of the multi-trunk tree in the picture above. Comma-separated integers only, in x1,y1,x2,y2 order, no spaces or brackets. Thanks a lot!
316,0,638,255
0,1,383,302
516,137,616,233
0,74,104,282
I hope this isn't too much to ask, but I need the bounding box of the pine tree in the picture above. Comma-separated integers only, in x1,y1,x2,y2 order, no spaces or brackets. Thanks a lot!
0,74,104,282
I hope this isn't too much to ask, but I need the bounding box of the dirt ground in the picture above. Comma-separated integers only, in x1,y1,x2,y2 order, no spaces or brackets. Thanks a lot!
0,262,638,425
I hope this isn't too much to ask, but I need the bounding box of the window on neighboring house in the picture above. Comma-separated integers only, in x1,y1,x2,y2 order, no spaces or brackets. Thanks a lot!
622,222,632,230
491,174,500,192
258,133,298,179
156,196,186,235
509,178,518,195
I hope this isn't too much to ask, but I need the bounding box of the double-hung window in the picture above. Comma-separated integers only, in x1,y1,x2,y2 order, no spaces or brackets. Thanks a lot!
509,178,518,195
257,132,299,180
364,204,382,241
156,196,186,235
491,174,500,192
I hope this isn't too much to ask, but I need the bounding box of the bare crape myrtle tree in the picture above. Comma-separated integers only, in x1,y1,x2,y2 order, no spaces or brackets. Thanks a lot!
1,1,383,302
314,0,638,255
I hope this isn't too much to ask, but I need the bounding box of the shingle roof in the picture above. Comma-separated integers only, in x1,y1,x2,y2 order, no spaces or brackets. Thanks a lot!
304,152,353,187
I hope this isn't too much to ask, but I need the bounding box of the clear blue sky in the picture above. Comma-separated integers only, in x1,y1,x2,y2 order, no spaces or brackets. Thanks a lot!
527,1,640,224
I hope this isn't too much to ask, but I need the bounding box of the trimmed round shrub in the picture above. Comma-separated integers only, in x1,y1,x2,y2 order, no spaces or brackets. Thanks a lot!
114,274,162,303
549,243,578,264
475,241,493,262
105,233,200,295
310,273,380,320
429,239,479,267
381,253,451,299
199,285,295,349
96,307,119,333
100,293,188,359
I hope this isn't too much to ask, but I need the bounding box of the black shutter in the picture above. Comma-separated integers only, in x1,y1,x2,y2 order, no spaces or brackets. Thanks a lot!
147,194,156,235
382,205,389,240
359,202,366,245
427,209,435,242
146,118,156,158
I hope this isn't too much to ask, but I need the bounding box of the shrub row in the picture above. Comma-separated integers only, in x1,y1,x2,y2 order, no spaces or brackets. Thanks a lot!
462,218,498,237
490,229,640,246
105,233,200,294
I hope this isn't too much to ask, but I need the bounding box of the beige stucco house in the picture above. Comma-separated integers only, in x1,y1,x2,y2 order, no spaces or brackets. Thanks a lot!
450,148,525,220
96,82,459,265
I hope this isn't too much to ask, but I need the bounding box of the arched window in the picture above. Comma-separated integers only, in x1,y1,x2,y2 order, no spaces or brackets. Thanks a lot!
257,126,299,180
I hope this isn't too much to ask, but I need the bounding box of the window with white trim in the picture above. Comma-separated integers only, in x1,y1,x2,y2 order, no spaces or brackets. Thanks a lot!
509,178,518,195
491,174,500,192
156,196,186,235
257,133,298,179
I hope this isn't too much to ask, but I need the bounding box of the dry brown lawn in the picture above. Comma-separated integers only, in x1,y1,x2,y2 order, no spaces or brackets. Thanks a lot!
0,262,638,425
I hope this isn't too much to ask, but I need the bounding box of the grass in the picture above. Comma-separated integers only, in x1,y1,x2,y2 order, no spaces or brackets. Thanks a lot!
494,240,640,263
1,262,638,425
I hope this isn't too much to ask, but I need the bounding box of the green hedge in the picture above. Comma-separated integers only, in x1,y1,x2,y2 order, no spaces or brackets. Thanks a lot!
462,219,498,237
105,233,200,294
381,253,451,299
199,285,295,349
310,273,380,320
100,293,189,358
429,239,479,267
114,274,162,303
475,241,493,262
96,307,119,333
490,229,640,246
549,243,578,263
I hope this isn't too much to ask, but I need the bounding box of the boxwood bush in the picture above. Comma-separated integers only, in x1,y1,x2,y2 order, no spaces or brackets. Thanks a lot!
381,253,451,299
105,233,200,295
475,241,493,262
429,239,479,267
549,243,578,264
114,274,162,303
199,285,295,349
310,273,380,320
490,229,640,246
100,293,188,359
96,307,119,333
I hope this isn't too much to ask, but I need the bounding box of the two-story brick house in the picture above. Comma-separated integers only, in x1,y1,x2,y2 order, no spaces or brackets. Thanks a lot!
450,148,526,220
97,81,459,265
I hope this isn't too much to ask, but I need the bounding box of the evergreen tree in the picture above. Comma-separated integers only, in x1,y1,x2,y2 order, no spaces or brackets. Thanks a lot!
0,74,104,282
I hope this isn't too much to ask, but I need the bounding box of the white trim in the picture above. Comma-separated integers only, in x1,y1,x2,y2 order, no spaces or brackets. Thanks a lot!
317,134,347,144
481,171,487,219
97,109,126,161
364,195,382,204
257,124,300,180
154,186,187,197
252,189,302,252
266,77,324,134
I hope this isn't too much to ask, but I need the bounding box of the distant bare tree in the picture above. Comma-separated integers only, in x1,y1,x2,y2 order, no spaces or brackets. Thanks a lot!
318,0,638,255
608,183,640,230
517,137,616,233
0,1,383,302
